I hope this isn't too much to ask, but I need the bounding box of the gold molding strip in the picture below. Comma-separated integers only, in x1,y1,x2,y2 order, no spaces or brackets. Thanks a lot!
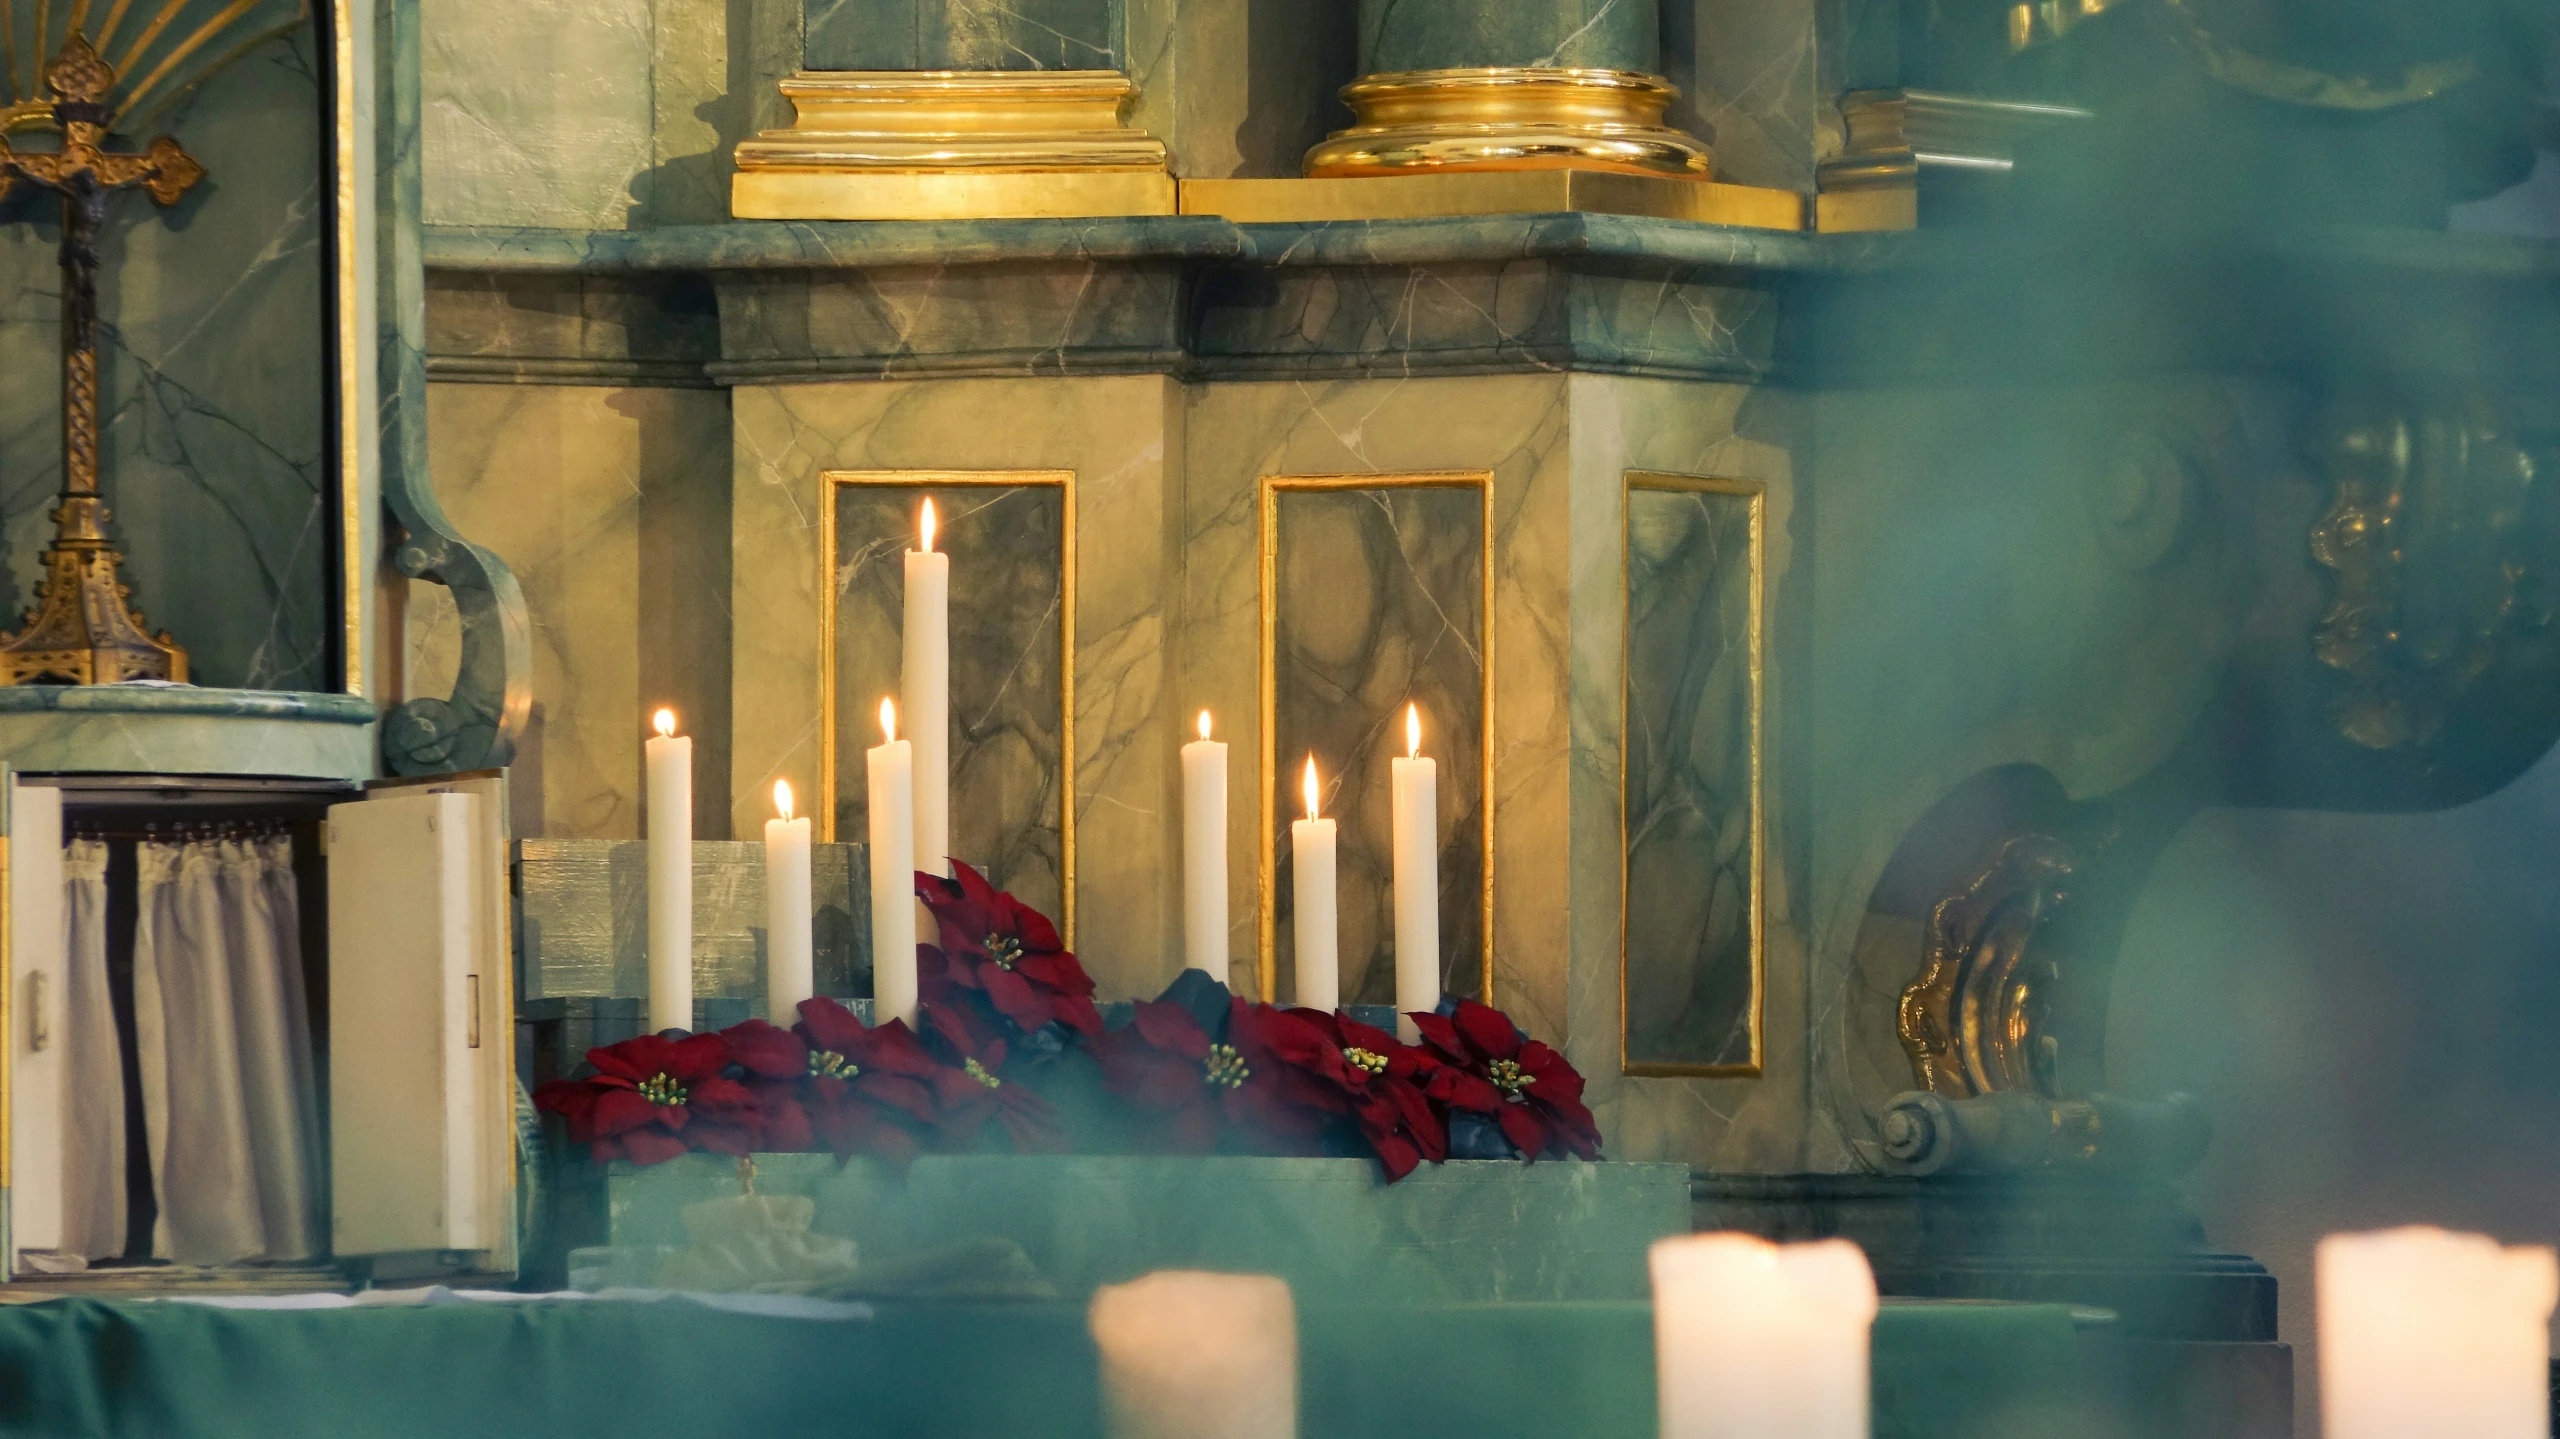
1256,472,1496,1009
333,0,362,696
1181,170,1803,230
1619,471,1764,1079
817,470,1077,947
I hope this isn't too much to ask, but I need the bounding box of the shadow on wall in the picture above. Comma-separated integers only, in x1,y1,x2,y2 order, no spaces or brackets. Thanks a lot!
2107,738,2560,1439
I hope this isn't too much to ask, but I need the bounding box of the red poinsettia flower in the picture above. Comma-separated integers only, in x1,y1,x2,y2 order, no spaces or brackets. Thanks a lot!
915,1003,1069,1153
792,998,945,1162
916,860,1103,1040
1211,1001,1441,1179
1276,1008,1447,1181
532,1032,760,1165
1090,998,1271,1153
1414,1000,1602,1161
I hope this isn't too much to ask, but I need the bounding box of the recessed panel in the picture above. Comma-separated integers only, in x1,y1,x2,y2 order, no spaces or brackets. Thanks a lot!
1623,475,1763,1075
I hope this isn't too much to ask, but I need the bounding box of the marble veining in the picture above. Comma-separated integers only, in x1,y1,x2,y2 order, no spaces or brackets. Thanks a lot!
715,262,1188,382
830,481,1069,919
1272,485,1487,1006
805,0,1123,71
1622,484,1758,1070
1357,0,1656,76
0,33,331,694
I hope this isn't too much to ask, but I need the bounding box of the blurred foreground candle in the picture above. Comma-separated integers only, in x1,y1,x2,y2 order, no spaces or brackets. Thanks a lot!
1389,702,1438,1043
1181,711,1228,976
1090,1271,1296,1439
764,779,814,1024
1290,756,1337,1012
868,699,919,1027
2319,1226,2558,1439
905,498,951,878
1650,1232,1877,1439
645,708,693,1034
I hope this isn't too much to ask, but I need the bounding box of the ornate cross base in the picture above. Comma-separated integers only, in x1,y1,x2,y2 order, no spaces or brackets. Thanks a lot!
0,493,188,685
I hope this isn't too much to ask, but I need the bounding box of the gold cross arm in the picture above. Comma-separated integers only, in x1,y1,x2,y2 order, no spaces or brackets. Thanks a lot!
0,34,204,207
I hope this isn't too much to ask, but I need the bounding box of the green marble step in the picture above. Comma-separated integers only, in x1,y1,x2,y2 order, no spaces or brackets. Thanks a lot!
607,1153,1690,1303
0,686,376,781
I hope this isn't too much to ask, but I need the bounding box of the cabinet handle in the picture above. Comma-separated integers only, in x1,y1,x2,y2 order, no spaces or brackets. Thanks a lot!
466,974,481,1049
27,970,45,1051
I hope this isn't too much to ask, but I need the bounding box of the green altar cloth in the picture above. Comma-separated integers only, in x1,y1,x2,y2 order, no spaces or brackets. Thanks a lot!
0,1295,2087,1439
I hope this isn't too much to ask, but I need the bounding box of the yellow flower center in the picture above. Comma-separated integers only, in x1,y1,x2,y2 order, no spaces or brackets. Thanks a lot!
985,932,1024,970
1342,1046,1389,1076
964,1057,1002,1089
1488,1058,1532,1097
637,1072,688,1107
807,1049,857,1080
1202,1044,1250,1090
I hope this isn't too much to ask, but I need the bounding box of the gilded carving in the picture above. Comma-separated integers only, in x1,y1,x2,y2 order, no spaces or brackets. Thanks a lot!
1896,833,2077,1101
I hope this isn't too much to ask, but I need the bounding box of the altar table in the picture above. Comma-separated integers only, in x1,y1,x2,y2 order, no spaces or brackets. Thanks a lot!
0,1294,2088,1439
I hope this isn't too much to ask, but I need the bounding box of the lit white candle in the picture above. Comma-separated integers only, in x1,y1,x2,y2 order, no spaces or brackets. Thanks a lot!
904,498,951,879
644,707,693,1034
1650,1232,1877,1439
2319,1226,2558,1439
763,778,815,1025
1389,703,1439,1044
867,699,920,1027
1181,710,1228,977
1289,756,1338,1013
1090,1271,1297,1439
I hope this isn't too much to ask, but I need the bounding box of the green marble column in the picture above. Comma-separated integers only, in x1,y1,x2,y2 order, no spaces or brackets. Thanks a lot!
804,0,1124,71
1358,0,1659,76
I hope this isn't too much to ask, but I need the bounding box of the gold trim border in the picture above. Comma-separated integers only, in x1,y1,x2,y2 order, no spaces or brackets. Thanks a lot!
1619,471,1765,1079
1256,472,1496,1008
332,0,362,696
817,470,1078,948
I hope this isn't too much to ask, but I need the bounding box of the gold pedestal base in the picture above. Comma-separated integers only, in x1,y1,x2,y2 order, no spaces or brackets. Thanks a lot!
0,494,186,686
1302,68,1712,180
1180,170,1803,230
730,69,1176,221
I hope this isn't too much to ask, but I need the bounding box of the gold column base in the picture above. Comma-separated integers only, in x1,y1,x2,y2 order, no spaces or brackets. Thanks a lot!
0,494,187,686
1181,170,1803,230
731,69,1176,220
1301,67,1712,180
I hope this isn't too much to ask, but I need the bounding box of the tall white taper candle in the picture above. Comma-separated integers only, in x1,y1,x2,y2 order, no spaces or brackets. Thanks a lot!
1180,711,1228,977
1289,756,1338,1012
1090,1271,1297,1439
1389,703,1440,1044
764,778,815,1025
904,498,951,878
868,698,919,1027
2319,1226,2558,1439
1650,1232,1878,1439
644,708,693,1034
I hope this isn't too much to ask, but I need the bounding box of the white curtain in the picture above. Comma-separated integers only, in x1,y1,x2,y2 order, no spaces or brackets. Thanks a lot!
134,836,322,1265
59,839,126,1261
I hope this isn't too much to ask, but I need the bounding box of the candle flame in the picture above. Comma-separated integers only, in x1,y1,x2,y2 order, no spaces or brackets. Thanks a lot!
1302,755,1320,822
652,708,676,739
1197,710,1213,741
880,697,898,744
1405,702,1421,759
920,498,938,554
774,779,795,823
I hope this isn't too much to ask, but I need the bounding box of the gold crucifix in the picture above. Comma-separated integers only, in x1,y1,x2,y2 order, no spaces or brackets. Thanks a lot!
0,33,198,684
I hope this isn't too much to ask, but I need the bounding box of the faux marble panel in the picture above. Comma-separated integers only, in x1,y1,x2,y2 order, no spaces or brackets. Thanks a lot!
714,262,1188,381
1190,258,1778,381
0,695,373,781
1357,0,1656,75
1622,481,1760,1072
425,271,721,385
805,0,1124,70
1124,0,1361,180
729,376,1178,998
1176,377,1568,1033
0,33,330,693
828,480,1068,920
414,384,733,840
516,838,872,1002
1662,0,1822,192
1270,485,1486,1007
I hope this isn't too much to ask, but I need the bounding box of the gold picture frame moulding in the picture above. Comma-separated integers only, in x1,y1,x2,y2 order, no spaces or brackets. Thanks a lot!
816,469,1077,947
1257,471,1496,1008
1620,471,1765,1078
